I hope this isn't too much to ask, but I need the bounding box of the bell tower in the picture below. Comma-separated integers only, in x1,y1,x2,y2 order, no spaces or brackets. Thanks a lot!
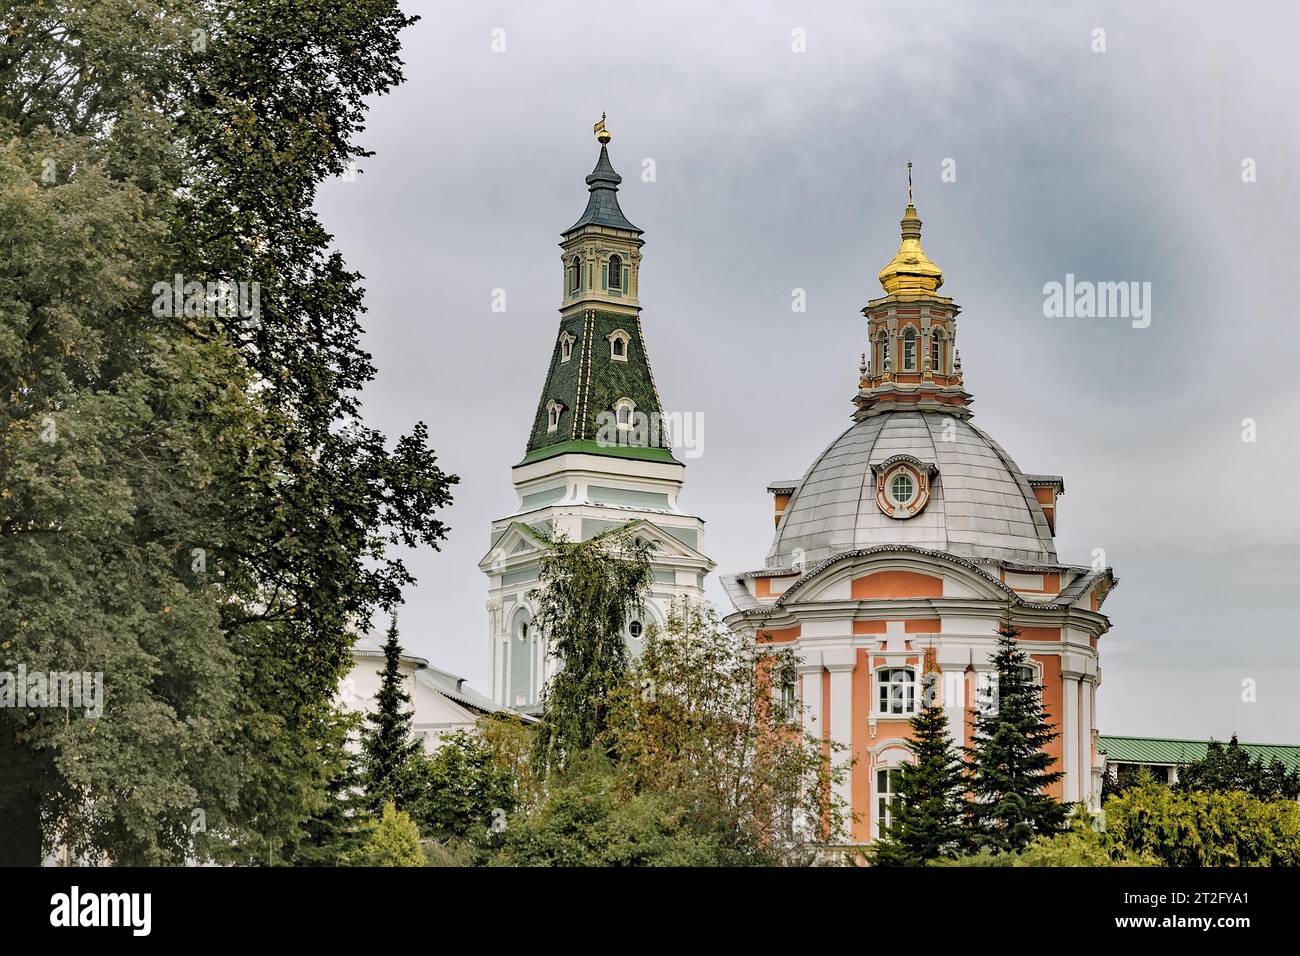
559,113,644,318
479,118,714,712
856,163,972,421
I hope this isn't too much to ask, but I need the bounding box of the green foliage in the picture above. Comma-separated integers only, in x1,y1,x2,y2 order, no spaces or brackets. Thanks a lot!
936,812,1154,867
346,802,425,868
530,528,653,773
359,619,422,814
284,707,369,866
870,668,967,866
605,603,848,864
486,757,727,867
943,785,1300,867
1,1,455,864
409,728,516,844
1105,782,1300,867
964,620,1067,853
1175,735,1300,801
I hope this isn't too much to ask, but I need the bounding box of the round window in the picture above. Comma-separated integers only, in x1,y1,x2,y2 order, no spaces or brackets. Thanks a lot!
629,620,643,640
889,472,916,505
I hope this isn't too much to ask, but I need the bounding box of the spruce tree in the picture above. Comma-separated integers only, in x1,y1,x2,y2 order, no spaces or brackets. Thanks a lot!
359,618,422,814
965,620,1067,853
871,650,967,866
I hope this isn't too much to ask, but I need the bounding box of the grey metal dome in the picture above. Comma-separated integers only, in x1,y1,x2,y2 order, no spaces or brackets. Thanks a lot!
767,411,1057,569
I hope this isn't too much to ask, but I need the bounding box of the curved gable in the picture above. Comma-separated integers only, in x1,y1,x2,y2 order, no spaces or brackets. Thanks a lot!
851,570,942,600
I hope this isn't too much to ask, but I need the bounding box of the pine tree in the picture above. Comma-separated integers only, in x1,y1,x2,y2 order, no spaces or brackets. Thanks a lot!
359,618,422,814
965,620,1067,853
870,651,967,866
1175,735,1300,800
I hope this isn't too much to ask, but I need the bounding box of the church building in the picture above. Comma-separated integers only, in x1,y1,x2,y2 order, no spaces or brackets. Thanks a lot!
721,172,1117,843
478,119,715,711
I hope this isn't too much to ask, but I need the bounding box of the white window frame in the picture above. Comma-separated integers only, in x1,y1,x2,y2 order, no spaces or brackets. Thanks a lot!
889,472,916,506
876,766,897,838
613,396,636,429
546,400,564,433
876,665,918,716
559,332,575,363
608,329,631,362
902,327,917,371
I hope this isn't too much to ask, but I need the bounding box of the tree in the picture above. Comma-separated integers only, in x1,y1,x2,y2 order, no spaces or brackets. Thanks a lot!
346,802,425,867
410,727,517,845
2,1,454,865
530,527,653,773
604,602,848,864
485,756,725,867
285,709,369,867
1175,735,1300,801
1106,781,1300,867
359,618,422,814
964,620,1067,853
870,651,967,865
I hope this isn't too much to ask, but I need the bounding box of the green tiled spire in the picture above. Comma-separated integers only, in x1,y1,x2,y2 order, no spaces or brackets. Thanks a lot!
522,125,673,466
523,309,673,464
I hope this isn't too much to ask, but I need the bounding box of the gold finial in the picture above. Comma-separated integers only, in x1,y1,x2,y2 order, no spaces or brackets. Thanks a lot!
877,161,943,295
594,112,611,145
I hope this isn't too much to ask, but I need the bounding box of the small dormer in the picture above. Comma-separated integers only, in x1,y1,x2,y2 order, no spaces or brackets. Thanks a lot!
545,400,565,433
767,479,798,529
1026,475,1065,535
607,329,631,362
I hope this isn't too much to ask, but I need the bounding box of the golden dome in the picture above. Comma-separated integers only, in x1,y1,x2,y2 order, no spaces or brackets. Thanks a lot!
878,166,943,295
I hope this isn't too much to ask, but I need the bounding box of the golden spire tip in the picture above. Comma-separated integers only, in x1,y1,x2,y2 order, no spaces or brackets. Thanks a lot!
594,111,611,145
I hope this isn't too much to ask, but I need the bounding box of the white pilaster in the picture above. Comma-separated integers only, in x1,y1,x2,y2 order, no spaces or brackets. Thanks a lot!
1080,676,1095,807
824,648,856,838
1061,673,1080,803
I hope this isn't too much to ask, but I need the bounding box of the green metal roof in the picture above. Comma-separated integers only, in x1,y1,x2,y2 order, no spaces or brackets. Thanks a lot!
1098,735,1300,772
516,439,678,467
525,309,671,461
564,145,642,235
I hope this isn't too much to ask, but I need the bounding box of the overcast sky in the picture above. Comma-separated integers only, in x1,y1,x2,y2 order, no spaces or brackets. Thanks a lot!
315,1,1300,744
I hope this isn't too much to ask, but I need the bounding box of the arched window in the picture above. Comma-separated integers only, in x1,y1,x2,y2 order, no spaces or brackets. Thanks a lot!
930,329,943,372
877,666,918,715
608,329,630,361
614,397,636,428
875,330,889,372
608,254,623,290
559,332,574,363
902,327,917,371
509,611,534,708
569,256,581,294
546,400,563,432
